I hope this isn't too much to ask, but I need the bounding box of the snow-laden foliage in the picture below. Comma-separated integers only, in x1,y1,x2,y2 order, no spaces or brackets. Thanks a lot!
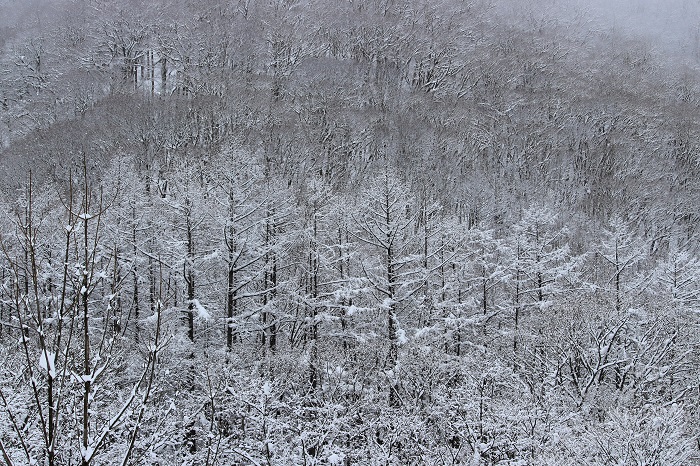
1,0,700,463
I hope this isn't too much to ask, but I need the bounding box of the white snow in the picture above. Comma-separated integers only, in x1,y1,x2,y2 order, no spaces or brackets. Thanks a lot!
380,297,396,310
397,328,408,345
191,299,211,320
71,371,92,384
39,351,56,378
414,327,431,339
81,445,95,461
328,453,344,465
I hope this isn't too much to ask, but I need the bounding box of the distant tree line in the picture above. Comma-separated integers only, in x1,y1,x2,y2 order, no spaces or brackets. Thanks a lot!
0,0,698,464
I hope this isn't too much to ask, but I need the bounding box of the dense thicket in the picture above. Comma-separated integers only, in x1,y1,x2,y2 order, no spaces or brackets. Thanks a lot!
0,0,699,464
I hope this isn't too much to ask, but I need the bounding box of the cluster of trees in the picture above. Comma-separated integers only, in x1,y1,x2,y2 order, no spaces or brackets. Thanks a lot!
0,0,699,464
1,154,697,464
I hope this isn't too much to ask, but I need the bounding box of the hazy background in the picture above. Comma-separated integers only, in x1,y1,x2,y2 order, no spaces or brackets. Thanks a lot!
0,0,698,46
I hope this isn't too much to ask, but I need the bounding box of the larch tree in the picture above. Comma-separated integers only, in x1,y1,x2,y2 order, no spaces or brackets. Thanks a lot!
353,168,421,406
508,205,582,350
0,170,164,465
208,151,267,351
596,215,647,313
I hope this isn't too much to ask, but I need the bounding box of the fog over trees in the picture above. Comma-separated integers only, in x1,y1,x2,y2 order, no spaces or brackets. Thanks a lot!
0,0,699,464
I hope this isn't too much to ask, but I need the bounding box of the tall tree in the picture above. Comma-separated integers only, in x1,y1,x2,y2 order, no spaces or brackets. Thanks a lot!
508,205,582,350
353,168,420,406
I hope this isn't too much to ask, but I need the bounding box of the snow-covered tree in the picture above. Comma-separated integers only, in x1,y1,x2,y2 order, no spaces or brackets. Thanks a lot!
507,205,582,349
352,168,421,406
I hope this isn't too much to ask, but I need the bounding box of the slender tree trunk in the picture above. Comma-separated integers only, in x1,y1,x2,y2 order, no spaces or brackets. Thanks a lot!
309,210,319,389
113,245,121,335
132,211,140,343
226,258,237,350
226,188,238,350
81,190,91,466
386,192,399,406
262,209,277,352
161,55,167,94
338,227,351,355
615,238,621,313
514,243,522,353
186,197,195,342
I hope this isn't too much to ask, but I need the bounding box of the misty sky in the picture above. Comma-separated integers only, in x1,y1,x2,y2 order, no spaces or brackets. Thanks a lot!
515,0,700,62
1,0,699,69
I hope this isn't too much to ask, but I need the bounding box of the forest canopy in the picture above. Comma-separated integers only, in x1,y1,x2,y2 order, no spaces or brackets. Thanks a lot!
0,0,698,464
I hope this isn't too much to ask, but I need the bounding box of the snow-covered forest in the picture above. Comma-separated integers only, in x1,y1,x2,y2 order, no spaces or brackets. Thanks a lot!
0,0,699,464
